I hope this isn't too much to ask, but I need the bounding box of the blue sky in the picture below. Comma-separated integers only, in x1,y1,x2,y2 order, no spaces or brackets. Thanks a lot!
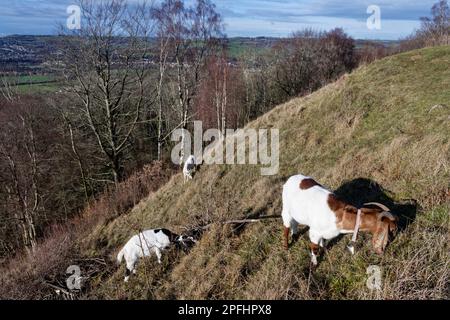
0,0,439,39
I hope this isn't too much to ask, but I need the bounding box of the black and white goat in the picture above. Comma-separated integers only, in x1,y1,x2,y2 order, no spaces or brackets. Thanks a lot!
117,228,195,282
183,155,197,182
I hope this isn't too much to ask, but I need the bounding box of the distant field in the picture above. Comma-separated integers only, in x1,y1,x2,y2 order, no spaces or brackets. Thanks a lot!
225,38,401,59
1,74,60,93
227,42,269,59
226,37,277,59
3,74,53,84
15,82,60,94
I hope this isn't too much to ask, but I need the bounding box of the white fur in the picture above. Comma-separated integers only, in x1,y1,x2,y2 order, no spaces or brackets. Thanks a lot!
183,155,196,182
282,174,344,265
117,229,174,282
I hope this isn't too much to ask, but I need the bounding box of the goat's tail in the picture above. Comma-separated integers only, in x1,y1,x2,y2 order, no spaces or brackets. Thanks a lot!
117,247,125,265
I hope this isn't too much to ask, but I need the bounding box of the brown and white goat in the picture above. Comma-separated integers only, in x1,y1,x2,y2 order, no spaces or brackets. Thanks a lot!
282,174,398,265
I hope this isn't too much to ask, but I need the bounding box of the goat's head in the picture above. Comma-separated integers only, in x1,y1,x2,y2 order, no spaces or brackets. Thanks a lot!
173,234,198,251
362,202,398,254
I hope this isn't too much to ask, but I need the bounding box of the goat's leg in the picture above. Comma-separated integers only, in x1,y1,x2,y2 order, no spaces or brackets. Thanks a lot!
125,260,136,282
309,232,322,266
281,206,294,250
290,220,299,236
309,242,320,266
319,238,327,248
283,226,290,250
124,268,131,282
154,248,162,264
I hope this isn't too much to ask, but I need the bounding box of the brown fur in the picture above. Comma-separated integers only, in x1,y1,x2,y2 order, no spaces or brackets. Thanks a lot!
283,227,290,250
299,178,321,190
309,242,320,255
327,194,396,253
328,194,381,231
327,194,358,229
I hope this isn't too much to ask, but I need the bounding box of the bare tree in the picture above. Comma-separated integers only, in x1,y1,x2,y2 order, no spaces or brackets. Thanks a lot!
218,51,229,137
151,3,175,160
420,0,450,45
0,76,19,102
196,50,230,135
153,0,223,163
270,28,355,100
58,0,154,184
239,48,274,123
0,102,47,254
61,113,90,202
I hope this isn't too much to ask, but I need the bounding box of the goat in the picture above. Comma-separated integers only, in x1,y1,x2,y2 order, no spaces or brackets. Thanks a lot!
117,228,190,282
183,155,197,182
282,174,398,265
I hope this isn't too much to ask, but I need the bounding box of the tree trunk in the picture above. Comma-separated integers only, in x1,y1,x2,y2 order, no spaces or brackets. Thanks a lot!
221,61,227,136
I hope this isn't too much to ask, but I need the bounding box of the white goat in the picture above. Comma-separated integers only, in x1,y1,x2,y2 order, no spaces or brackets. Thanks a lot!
183,155,197,182
117,229,185,282
282,174,397,265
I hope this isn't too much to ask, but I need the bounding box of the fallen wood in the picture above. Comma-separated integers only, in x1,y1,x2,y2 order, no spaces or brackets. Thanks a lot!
42,281,75,299
198,215,281,230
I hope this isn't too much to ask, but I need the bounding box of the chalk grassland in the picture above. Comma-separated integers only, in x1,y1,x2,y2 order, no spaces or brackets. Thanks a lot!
80,46,449,300
1,46,448,300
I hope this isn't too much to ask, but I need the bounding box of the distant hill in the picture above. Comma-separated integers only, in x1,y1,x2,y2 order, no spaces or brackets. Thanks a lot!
0,35,401,73
0,35,60,74
79,46,449,299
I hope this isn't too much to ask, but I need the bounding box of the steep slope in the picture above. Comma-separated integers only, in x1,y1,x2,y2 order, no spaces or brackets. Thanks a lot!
83,46,450,299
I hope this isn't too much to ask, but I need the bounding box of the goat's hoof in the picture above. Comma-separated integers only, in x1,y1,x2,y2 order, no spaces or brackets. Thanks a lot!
319,239,326,248
347,245,355,255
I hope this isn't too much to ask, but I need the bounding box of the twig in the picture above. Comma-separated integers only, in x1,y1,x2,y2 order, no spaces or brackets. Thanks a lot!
198,215,281,230
42,281,73,297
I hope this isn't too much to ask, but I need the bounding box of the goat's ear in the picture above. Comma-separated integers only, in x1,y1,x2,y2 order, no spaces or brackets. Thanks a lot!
388,220,398,236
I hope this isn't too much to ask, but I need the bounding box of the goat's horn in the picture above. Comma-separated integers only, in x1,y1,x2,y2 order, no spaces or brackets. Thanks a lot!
363,202,391,212
378,211,397,221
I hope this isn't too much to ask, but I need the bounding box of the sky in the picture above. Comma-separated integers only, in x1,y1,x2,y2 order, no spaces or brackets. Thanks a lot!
0,0,440,40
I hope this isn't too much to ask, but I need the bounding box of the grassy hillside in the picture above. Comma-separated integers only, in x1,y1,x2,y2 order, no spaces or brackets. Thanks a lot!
82,46,449,300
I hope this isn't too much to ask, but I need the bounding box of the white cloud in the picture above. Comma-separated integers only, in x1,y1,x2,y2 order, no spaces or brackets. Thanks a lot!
224,15,421,39
0,0,435,38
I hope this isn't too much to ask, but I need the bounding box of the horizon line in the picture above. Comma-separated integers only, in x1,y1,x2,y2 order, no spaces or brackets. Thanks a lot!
0,33,403,42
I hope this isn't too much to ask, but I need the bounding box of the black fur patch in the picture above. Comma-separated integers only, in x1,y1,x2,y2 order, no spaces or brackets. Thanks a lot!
158,228,179,242
185,228,203,240
160,228,172,237
125,268,131,277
